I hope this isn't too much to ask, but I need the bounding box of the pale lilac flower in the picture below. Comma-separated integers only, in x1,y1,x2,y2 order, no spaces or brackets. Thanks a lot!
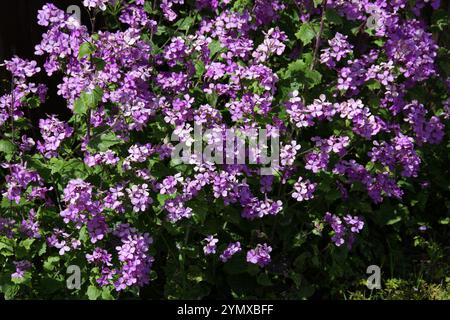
246,243,272,267
203,235,219,255
219,242,241,262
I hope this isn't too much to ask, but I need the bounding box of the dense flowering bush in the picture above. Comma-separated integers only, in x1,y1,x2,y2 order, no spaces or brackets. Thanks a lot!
0,0,449,299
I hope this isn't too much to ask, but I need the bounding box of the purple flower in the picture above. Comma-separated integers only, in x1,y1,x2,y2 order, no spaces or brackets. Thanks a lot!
119,5,156,29
159,174,183,195
324,212,365,249
161,0,184,21
87,215,109,243
104,184,126,213
83,0,110,11
253,27,287,62
37,3,66,26
280,141,301,167
343,215,364,233
403,101,444,145
203,235,219,255
126,143,154,164
219,242,241,262
5,56,40,80
164,37,191,67
253,0,285,26
84,150,119,167
246,243,272,267
292,177,317,202
126,184,153,213
37,115,73,158
324,212,346,247
62,178,93,205
21,209,41,238
12,260,32,279
242,197,283,219
164,197,193,223
114,230,154,291
320,32,353,68
2,163,42,204
0,218,16,238
86,247,113,266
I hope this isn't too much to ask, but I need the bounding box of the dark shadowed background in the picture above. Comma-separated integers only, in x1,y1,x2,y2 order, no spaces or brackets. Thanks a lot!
0,0,91,121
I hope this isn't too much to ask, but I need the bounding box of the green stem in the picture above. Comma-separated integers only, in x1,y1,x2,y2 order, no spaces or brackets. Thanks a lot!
311,0,327,70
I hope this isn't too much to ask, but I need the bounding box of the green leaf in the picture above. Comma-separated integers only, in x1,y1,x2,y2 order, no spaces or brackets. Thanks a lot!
78,42,95,60
4,285,20,300
157,193,171,206
175,16,194,31
367,80,381,91
26,96,42,109
232,0,253,12
39,277,64,294
295,23,316,45
0,238,15,257
26,154,52,181
280,54,322,89
374,39,385,47
206,92,218,107
49,158,87,179
187,266,204,283
283,59,307,79
12,272,31,285
0,140,16,161
386,216,402,225
73,98,88,115
143,1,156,14
88,132,122,152
19,238,35,250
44,256,60,271
304,69,322,88
79,226,89,243
195,60,205,78
38,243,47,256
298,284,315,298
101,287,114,300
87,285,102,300
313,0,323,7
209,40,223,58
92,57,106,71
16,238,36,259
431,9,450,32
325,9,343,25
73,87,104,115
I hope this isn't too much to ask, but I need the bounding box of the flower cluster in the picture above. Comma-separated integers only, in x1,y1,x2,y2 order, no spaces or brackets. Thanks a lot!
47,228,82,255
292,177,317,202
219,242,242,262
37,116,73,158
246,243,272,267
0,0,447,298
12,260,32,279
203,235,219,255
323,212,364,249
2,163,43,204
83,0,110,11
113,226,154,291
320,32,353,68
